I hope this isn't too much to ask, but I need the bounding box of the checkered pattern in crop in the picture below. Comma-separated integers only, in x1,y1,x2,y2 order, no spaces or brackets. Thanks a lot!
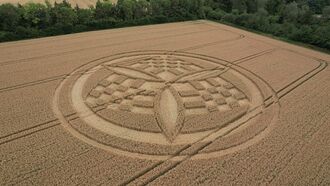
173,76,249,115
126,55,203,77
85,73,159,114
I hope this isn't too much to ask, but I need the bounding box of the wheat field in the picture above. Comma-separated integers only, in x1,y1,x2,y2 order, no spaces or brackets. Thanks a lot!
0,20,329,185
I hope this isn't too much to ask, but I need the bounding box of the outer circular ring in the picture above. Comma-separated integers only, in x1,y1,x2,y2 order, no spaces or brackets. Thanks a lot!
53,50,279,161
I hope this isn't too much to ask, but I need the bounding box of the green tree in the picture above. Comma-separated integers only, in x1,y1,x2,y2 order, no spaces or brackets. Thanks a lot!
246,0,258,13
206,8,226,19
256,0,267,10
0,3,22,31
281,1,299,22
50,1,78,33
323,6,330,19
312,25,330,48
292,25,313,42
308,0,330,14
117,0,136,20
265,0,284,15
213,0,232,12
231,0,247,13
150,0,171,16
297,5,313,24
222,0,233,12
180,0,205,18
22,3,50,29
133,0,150,19
254,9,271,32
94,0,116,19
76,6,93,24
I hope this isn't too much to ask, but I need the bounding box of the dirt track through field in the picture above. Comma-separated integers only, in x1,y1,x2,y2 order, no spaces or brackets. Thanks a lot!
0,20,329,185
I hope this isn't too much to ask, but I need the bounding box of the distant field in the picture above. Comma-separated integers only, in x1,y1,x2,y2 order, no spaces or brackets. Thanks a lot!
0,0,116,8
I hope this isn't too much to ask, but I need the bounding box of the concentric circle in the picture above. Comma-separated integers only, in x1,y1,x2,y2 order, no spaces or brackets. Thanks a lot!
53,51,279,160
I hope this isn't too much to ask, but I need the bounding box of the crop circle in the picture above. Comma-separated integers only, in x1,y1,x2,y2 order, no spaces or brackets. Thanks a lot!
53,51,278,160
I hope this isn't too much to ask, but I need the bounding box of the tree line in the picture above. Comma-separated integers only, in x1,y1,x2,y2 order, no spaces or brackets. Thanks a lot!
0,0,329,50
